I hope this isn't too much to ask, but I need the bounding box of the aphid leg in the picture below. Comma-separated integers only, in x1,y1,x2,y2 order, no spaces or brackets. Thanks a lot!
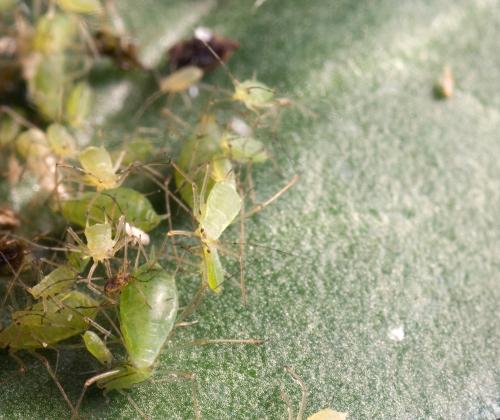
9,350,27,373
185,338,265,347
174,283,208,325
280,386,295,420
284,366,308,420
29,351,77,418
73,369,122,419
118,390,148,419
161,175,179,260
244,174,299,218
238,181,248,305
151,372,200,420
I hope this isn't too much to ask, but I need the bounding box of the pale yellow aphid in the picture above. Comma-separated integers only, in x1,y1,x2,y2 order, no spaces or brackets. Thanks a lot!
56,0,103,15
160,66,204,93
79,145,121,191
83,330,113,366
307,409,347,420
233,79,275,112
47,123,76,159
67,217,125,289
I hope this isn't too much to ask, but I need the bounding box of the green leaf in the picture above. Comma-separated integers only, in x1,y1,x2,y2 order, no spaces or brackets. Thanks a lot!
1,0,499,419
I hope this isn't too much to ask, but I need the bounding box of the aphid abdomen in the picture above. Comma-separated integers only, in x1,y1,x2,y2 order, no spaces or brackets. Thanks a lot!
120,263,178,369
200,181,242,240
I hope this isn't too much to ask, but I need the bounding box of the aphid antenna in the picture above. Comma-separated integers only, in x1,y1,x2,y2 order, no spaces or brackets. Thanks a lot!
244,174,299,218
150,371,201,420
175,337,266,349
281,386,295,420
198,38,239,88
118,390,149,419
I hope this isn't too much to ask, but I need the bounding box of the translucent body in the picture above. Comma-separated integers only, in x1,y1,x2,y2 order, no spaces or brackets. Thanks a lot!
160,66,203,93
79,146,119,190
199,180,241,241
61,187,164,232
83,331,112,365
202,243,224,291
0,291,99,349
33,13,76,55
120,263,178,369
56,0,103,15
307,409,348,420
28,55,66,121
84,222,116,262
233,79,274,111
221,135,268,163
0,113,21,147
65,82,92,128
47,123,76,158
28,265,77,299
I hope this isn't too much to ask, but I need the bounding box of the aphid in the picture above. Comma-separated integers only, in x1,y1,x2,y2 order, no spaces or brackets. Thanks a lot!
168,30,239,73
60,187,165,232
0,289,99,349
433,66,454,99
160,66,204,93
170,171,242,292
46,123,76,159
233,79,275,112
93,29,143,70
0,207,20,230
56,0,103,15
308,409,348,420
75,263,178,409
66,217,125,288
82,330,112,366
0,110,22,147
221,133,269,163
33,13,77,55
28,264,78,299
78,145,121,191
64,81,92,128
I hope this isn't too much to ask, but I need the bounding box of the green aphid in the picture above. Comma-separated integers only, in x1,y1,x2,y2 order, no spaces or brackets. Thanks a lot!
56,0,103,15
0,112,22,148
0,290,99,349
233,79,275,112
113,137,154,166
80,263,178,391
65,82,92,128
78,145,119,191
28,55,66,121
33,13,77,55
174,115,222,207
47,123,76,159
61,187,165,232
83,331,112,366
221,134,269,163
28,265,77,299
198,181,242,291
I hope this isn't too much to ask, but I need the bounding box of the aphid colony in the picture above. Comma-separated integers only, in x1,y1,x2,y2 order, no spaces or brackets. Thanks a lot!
0,0,297,417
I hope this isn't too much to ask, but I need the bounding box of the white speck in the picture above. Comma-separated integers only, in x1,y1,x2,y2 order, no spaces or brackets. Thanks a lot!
230,117,253,137
194,26,213,42
388,325,405,342
188,85,200,98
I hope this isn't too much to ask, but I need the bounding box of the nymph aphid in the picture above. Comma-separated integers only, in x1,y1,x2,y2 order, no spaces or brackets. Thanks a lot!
66,216,125,290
